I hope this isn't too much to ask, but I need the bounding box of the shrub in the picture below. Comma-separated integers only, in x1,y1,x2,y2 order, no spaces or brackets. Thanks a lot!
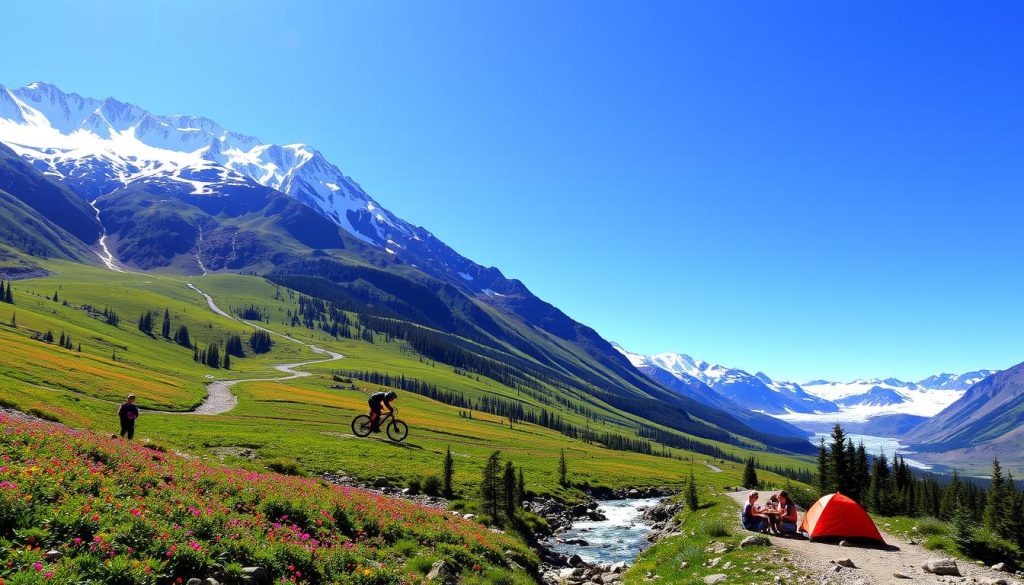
915,517,948,537
265,458,305,476
407,478,421,495
959,528,1021,566
700,518,730,538
422,475,442,496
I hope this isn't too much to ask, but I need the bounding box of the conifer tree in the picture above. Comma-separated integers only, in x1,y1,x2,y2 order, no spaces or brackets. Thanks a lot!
52,290,59,302
742,457,759,489
59,331,65,347
817,437,830,495
9,312,14,327
558,449,568,487
161,308,171,338
5,282,12,304
517,467,526,503
481,451,502,519
503,461,517,519
828,424,849,494
443,447,454,498
939,472,961,521
686,470,699,511
223,351,231,370
175,325,192,349
983,457,1006,537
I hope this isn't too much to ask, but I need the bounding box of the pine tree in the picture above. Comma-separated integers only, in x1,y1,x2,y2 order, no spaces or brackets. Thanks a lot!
517,468,526,503
686,470,699,511
52,290,59,303
161,308,171,338
59,331,66,347
855,442,870,503
175,325,192,349
743,457,759,489
503,461,517,519
5,282,12,304
76,342,81,352
845,439,860,502
44,330,54,343
983,457,1006,537
558,449,568,487
828,424,849,494
138,311,153,335
817,437,830,495
939,471,962,521
481,451,502,519
193,346,200,362
443,446,454,498
223,351,231,370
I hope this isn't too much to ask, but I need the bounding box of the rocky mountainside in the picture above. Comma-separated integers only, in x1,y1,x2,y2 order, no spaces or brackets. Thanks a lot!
0,81,821,457
907,361,1024,451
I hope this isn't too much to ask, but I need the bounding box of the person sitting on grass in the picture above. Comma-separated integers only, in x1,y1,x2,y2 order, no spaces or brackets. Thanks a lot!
367,390,397,432
777,491,798,535
117,394,139,440
741,491,769,532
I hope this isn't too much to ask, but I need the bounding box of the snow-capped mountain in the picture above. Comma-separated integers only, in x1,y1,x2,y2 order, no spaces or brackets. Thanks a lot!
616,344,1000,429
0,81,530,296
614,345,837,415
0,81,405,246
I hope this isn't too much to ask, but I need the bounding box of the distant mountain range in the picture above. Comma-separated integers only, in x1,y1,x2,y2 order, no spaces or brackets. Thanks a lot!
614,344,1001,434
0,80,819,457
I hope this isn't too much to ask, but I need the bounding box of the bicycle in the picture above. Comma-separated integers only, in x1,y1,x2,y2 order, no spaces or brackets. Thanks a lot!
352,408,409,442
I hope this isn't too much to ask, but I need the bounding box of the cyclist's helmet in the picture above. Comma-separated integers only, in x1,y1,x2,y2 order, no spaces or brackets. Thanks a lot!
386,391,398,400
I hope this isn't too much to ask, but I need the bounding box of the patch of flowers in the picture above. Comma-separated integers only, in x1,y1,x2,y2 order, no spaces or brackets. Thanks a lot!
0,415,535,584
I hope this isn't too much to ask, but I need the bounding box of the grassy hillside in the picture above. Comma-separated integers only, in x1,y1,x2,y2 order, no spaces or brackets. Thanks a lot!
0,252,813,500
0,414,536,584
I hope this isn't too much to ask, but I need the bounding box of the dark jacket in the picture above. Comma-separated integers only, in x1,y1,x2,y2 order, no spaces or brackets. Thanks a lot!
118,402,139,422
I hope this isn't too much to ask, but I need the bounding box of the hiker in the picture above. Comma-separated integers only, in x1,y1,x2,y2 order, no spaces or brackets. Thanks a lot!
117,394,139,440
367,390,397,432
766,493,782,533
741,491,769,532
777,491,798,535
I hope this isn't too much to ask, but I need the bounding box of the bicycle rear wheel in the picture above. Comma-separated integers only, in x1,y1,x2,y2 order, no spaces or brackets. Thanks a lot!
387,419,409,442
352,415,373,437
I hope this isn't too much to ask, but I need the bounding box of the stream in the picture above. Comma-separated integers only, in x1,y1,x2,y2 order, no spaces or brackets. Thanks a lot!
548,497,662,566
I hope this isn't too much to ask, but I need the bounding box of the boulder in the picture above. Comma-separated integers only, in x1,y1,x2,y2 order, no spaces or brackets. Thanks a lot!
425,561,457,584
704,574,727,585
186,580,201,585
241,566,270,585
991,563,1006,572
372,477,390,488
600,573,621,583
564,538,590,546
610,561,627,573
740,534,771,548
569,554,586,568
202,580,220,585
922,558,961,576
832,559,856,569
839,540,850,547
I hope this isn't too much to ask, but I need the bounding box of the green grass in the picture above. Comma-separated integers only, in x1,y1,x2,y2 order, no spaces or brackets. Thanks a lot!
624,491,809,585
0,253,814,501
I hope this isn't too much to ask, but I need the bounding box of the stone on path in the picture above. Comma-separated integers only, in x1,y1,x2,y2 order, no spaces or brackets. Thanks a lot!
991,563,1006,572
922,558,961,576
978,579,1007,585
892,572,912,579
740,534,771,548
832,559,856,569
839,540,849,547
704,574,727,585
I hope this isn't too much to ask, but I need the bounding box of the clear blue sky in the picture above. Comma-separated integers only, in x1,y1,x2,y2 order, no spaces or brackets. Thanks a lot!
2,1,1022,382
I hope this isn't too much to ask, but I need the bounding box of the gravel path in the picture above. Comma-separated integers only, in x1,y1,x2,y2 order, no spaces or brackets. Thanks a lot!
726,490,1020,585
185,284,344,415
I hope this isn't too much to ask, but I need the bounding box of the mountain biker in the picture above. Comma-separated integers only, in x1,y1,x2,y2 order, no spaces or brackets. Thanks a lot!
368,391,397,432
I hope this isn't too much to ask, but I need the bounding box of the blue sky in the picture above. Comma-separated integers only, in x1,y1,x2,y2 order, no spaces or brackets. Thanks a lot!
2,1,1022,381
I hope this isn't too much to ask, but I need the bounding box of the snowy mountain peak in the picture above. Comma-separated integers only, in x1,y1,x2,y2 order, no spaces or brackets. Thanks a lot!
0,81,411,247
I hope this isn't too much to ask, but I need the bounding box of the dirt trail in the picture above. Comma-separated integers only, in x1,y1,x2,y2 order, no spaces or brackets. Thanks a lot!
184,284,343,415
726,490,1019,585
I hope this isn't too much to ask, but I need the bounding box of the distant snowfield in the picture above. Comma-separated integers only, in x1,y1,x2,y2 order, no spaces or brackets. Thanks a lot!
776,380,967,423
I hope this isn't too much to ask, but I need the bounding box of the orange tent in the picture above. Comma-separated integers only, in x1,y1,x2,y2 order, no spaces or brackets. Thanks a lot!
799,493,885,544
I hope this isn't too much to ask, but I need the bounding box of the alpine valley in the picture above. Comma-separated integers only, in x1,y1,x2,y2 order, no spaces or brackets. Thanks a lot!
1,81,1018,478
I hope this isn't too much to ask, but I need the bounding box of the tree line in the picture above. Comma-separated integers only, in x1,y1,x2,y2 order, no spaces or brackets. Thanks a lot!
0,280,13,304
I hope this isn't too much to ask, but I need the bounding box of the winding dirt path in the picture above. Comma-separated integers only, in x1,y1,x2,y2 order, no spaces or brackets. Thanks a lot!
185,283,343,415
726,490,1020,585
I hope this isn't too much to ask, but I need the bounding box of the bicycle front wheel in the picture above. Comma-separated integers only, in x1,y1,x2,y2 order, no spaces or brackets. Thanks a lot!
387,419,409,442
352,415,373,437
